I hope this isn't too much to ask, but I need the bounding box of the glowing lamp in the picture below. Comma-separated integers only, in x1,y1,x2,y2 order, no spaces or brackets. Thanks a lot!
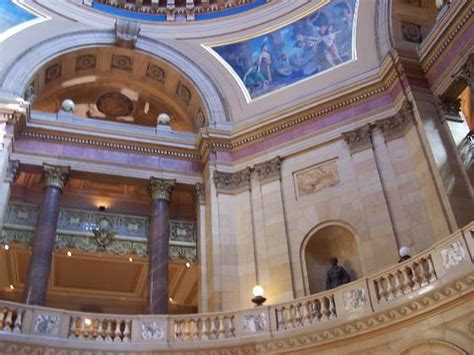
251,285,266,306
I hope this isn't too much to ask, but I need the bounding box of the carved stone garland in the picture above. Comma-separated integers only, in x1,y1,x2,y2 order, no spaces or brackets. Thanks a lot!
342,125,372,154
254,157,282,184
375,101,415,142
213,168,252,194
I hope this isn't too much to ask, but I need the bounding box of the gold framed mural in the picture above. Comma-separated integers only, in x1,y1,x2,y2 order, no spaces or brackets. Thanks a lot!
203,0,359,102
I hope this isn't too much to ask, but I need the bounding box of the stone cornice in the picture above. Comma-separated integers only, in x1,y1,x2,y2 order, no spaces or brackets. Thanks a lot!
42,163,70,190
254,157,282,184
342,125,372,154
148,177,176,202
420,2,473,74
213,168,251,194
375,101,416,142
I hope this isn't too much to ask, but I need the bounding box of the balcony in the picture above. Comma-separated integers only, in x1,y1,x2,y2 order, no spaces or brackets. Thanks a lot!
0,221,472,353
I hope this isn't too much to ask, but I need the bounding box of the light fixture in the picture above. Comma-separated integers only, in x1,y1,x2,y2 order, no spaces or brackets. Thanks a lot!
66,251,72,257
251,285,267,306
169,297,174,303
84,318,92,326
98,205,106,211
185,261,191,268
3,244,9,251
9,284,14,290
128,257,133,262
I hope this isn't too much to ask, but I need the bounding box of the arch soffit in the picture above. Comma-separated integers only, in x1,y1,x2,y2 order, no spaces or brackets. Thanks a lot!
401,340,468,355
0,30,227,126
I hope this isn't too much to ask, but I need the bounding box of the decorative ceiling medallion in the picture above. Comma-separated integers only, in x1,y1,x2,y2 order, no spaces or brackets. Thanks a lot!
96,92,134,117
111,54,132,71
146,63,165,83
75,54,96,71
44,63,61,84
401,22,422,43
176,81,191,105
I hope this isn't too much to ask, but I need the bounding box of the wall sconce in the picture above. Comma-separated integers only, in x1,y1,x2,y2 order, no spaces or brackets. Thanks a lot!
98,205,106,211
251,285,267,307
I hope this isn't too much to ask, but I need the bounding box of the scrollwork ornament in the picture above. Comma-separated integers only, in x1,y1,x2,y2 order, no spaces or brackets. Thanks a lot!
213,168,251,194
342,124,372,154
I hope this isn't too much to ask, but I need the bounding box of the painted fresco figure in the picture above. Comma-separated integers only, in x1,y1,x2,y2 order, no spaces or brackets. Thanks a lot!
313,12,343,68
326,256,350,290
257,44,273,83
243,61,267,93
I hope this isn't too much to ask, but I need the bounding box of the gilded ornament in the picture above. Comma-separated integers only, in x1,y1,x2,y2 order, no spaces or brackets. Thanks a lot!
42,163,70,190
148,177,176,201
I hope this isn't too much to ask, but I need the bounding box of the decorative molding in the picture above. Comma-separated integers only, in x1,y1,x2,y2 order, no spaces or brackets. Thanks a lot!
294,159,340,198
213,168,251,194
176,81,191,105
42,163,70,190
422,5,473,73
254,157,281,184
148,177,176,201
342,125,372,154
401,22,422,43
375,101,415,142
452,53,474,87
195,183,205,205
4,159,20,183
436,96,463,122
115,18,141,49
20,130,201,161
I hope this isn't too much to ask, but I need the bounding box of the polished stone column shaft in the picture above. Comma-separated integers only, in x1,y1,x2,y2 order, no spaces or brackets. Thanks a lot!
23,164,69,305
148,177,175,314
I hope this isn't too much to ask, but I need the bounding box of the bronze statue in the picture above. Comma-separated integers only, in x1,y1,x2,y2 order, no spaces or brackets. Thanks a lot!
326,257,350,290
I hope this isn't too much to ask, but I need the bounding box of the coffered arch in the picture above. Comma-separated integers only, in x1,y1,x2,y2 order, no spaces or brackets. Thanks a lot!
0,30,228,129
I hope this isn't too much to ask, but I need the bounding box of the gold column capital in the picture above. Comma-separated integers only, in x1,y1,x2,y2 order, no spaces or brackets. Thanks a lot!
148,177,176,201
42,163,70,190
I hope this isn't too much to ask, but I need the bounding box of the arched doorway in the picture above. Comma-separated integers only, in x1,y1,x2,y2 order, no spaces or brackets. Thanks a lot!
303,223,362,294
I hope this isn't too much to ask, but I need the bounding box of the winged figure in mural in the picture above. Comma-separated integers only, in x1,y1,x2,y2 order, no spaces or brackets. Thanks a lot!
92,217,117,249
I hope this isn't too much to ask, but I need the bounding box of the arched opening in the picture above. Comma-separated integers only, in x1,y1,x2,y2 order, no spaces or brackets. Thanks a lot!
401,340,467,355
303,224,362,294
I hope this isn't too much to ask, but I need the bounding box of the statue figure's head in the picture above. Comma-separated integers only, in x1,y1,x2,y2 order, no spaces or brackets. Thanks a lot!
329,256,338,266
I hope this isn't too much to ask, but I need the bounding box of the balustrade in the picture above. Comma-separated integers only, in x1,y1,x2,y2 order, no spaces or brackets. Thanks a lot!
370,254,438,304
0,306,24,333
68,315,132,342
173,313,235,341
0,222,472,348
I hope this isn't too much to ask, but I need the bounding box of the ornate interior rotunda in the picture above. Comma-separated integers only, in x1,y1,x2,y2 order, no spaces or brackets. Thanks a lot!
0,0,473,354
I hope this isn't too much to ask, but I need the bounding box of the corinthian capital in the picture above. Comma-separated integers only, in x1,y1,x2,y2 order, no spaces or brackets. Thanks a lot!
452,54,474,88
254,157,282,184
42,163,70,190
436,96,462,122
213,168,251,194
342,125,372,154
375,101,415,142
148,177,176,201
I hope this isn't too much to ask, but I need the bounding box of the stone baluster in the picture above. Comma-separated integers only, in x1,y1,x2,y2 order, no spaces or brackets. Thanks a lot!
393,271,403,297
23,164,70,306
201,318,209,340
321,298,330,320
329,296,336,319
210,317,217,339
68,318,77,338
147,177,175,314
218,316,225,339
228,316,235,337
402,266,413,293
312,300,322,322
184,319,191,340
96,320,105,341
105,321,113,342
275,308,285,330
302,302,312,326
294,304,302,327
427,256,437,282
386,275,395,300
175,320,182,340
411,263,421,290
192,319,199,340
4,310,13,331
123,321,130,342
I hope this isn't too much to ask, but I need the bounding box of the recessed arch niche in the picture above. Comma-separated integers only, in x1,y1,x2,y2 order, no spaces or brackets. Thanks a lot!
301,222,362,295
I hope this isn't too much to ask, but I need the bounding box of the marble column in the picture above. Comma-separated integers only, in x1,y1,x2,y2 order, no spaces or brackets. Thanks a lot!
23,163,70,305
148,177,175,314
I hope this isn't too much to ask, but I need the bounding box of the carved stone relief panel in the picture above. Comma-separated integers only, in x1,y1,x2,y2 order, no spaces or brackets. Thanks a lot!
294,159,340,198
111,55,132,71
44,63,61,84
33,313,60,336
141,321,164,340
343,288,367,312
243,313,267,333
440,240,466,270
146,63,165,83
75,54,96,71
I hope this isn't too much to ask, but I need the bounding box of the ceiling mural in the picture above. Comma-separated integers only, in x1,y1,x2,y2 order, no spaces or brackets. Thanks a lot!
207,0,359,101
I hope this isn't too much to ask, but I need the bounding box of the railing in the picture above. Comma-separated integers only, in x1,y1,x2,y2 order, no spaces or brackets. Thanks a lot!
0,221,472,349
